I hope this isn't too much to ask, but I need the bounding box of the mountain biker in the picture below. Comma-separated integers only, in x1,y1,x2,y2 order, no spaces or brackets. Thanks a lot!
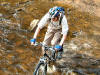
30,6,69,59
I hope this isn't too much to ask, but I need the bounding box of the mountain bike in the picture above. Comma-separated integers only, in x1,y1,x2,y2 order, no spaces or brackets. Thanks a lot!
33,42,56,75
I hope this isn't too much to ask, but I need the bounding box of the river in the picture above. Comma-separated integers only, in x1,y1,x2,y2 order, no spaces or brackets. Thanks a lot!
0,0,100,75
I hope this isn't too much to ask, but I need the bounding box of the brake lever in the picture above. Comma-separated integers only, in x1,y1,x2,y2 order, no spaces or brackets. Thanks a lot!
34,42,38,46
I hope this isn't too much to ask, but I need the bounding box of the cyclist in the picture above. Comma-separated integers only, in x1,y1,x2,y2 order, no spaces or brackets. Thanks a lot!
30,6,69,59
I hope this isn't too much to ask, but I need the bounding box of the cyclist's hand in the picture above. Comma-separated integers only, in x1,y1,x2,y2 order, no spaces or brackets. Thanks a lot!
30,38,36,45
54,45,62,51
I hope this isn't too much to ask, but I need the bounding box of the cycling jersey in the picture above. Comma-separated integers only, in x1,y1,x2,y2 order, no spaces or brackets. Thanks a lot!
38,13,69,35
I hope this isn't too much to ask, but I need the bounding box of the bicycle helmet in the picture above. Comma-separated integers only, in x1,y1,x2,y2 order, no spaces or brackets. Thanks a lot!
49,6,65,18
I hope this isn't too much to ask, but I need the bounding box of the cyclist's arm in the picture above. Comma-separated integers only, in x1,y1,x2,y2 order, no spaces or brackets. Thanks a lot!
59,15,69,46
59,34,67,46
33,26,41,39
38,13,50,29
33,13,50,39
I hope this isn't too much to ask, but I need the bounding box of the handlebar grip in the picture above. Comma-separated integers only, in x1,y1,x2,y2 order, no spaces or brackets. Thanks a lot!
34,42,42,46
33,42,55,51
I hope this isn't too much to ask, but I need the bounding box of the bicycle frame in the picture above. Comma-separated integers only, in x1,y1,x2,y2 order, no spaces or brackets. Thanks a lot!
33,42,56,75
35,42,56,61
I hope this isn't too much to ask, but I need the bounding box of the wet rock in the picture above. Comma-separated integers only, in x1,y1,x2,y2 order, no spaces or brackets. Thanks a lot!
0,70,9,75
7,33,16,41
7,66,17,74
18,0,31,4
0,13,3,17
0,30,3,34
15,64,27,74
15,8,25,12
66,70,77,75
15,48,25,53
6,54,15,65
29,19,39,31
0,2,10,6
93,49,100,58
15,40,23,46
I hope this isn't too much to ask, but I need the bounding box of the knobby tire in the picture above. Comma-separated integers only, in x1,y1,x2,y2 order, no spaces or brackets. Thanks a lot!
33,62,47,75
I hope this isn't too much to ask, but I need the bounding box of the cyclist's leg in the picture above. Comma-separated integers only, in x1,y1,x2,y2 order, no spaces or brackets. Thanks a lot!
43,31,54,46
42,31,54,54
51,30,62,46
51,30,63,59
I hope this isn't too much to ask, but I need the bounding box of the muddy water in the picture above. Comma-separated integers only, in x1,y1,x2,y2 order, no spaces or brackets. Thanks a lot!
0,0,100,75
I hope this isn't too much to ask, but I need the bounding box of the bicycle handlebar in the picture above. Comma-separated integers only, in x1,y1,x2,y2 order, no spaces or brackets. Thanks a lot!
34,42,55,52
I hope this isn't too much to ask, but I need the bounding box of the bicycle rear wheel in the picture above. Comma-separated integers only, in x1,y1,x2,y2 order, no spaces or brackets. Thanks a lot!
33,62,47,75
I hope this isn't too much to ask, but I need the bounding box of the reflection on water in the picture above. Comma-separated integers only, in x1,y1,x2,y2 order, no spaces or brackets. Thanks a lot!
0,0,100,75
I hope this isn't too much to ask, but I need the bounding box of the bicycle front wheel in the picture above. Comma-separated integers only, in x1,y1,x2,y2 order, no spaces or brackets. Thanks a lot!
33,62,47,75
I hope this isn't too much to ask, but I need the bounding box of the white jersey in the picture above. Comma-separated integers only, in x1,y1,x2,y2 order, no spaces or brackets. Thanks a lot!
38,13,69,35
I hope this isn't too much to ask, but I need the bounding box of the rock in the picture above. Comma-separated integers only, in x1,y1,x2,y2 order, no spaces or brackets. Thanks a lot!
29,19,39,31
0,70,9,75
15,40,23,46
0,2,10,6
15,48,25,53
0,13,3,17
7,33,16,41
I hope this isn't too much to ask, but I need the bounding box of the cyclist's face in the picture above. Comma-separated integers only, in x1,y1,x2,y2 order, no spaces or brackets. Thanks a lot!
52,16,59,21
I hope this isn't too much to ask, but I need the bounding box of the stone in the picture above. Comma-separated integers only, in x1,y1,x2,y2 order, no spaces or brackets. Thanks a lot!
29,19,39,31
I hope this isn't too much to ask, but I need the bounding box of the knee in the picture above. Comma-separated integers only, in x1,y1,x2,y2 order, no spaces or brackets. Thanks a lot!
51,41,56,46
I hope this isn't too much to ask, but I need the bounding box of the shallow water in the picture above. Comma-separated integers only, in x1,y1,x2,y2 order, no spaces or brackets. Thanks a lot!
0,0,100,75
